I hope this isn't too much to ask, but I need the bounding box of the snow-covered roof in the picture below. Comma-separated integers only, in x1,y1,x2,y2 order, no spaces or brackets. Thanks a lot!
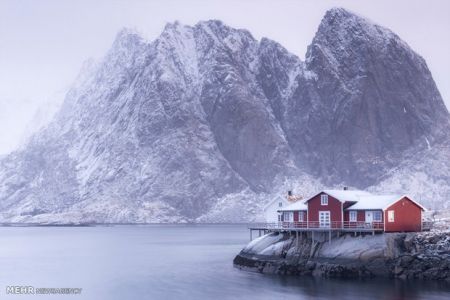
278,200,307,212
347,195,401,210
323,189,373,202
304,189,372,203
346,195,427,211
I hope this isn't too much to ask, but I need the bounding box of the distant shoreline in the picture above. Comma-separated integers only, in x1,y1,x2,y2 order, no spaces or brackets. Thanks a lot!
0,222,250,227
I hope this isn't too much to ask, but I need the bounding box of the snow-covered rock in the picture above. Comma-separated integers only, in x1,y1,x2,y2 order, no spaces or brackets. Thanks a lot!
234,231,450,280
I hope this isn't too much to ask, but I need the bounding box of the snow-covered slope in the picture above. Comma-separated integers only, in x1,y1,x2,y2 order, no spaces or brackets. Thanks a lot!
0,8,449,223
370,136,450,210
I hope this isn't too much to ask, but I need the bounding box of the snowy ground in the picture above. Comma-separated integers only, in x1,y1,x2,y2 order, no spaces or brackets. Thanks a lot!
423,209,450,231
318,234,386,260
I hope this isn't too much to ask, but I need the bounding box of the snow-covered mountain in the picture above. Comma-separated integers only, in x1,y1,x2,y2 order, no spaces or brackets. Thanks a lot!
0,8,449,223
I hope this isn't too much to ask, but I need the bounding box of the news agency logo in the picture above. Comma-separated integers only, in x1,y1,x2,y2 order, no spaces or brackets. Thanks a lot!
6,286,34,294
6,286,82,295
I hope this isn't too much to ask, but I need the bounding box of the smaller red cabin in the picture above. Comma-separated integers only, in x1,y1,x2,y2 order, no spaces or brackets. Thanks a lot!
384,196,424,232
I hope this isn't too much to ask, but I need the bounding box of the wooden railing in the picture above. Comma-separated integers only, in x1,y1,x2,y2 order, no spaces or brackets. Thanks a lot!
250,221,434,231
422,221,433,231
249,221,384,230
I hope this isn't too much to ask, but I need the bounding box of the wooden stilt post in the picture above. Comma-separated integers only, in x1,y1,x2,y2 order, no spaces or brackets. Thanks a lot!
329,230,331,244
311,231,316,253
250,229,252,241
296,231,299,247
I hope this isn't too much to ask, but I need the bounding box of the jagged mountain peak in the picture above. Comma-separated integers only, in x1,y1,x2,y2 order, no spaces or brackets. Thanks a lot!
163,20,183,30
308,6,412,63
115,27,142,39
158,19,256,44
155,19,259,73
195,19,255,40
322,7,373,24
160,21,194,39
320,7,392,36
112,27,147,50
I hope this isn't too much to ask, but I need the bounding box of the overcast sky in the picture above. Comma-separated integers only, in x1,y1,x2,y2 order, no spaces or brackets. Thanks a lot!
0,0,449,155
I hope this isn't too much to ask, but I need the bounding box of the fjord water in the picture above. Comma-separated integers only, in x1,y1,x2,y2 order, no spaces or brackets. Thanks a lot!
0,225,448,300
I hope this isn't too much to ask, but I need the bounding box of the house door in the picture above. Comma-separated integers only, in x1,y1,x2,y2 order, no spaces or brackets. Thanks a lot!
319,211,330,228
365,211,373,223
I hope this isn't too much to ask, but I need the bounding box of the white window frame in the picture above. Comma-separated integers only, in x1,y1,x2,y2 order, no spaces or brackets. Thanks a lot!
278,202,283,208
349,211,357,222
388,210,395,222
321,194,328,206
284,212,294,222
319,211,331,228
299,212,304,222
373,211,382,222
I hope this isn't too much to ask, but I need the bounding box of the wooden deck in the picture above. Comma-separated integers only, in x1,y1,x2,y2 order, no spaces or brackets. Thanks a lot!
248,221,433,241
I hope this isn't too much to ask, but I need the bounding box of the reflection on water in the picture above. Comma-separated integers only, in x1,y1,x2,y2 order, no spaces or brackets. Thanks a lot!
0,224,448,300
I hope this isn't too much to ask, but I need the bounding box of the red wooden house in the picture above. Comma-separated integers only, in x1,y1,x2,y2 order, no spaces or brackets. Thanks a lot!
278,189,427,232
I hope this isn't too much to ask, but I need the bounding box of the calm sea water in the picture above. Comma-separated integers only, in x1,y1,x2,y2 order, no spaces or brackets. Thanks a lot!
0,224,448,300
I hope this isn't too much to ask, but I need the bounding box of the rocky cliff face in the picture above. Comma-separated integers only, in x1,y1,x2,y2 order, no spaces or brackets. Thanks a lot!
298,9,449,185
0,8,449,223
234,231,450,281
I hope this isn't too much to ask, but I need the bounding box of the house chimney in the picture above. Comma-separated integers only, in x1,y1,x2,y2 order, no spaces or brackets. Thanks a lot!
343,187,348,191
288,190,292,196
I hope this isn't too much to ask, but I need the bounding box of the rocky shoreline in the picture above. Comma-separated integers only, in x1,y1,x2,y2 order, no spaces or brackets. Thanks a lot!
233,231,450,281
